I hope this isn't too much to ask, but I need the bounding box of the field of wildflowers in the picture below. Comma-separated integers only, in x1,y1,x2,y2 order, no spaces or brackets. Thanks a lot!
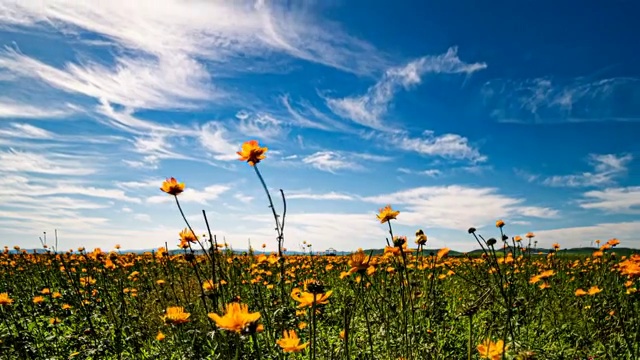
1,140,639,360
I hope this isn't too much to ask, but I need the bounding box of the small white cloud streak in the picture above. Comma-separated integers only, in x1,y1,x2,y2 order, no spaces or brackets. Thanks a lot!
147,185,231,205
326,47,487,129
579,186,640,213
0,98,72,118
541,153,633,187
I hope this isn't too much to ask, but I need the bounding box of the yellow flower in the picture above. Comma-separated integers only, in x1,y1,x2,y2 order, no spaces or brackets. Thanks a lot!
179,228,198,244
49,317,61,325
437,247,450,261
495,220,505,228
277,330,309,353
33,296,45,304
575,288,587,296
163,306,191,325
376,205,400,223
587,286,602,296
291,288,332,308
237,140,268,166
348,248,372,274
160,177,185,196
156,331,166,341
0,293,13,306
477,339,507,360
208,302,261,333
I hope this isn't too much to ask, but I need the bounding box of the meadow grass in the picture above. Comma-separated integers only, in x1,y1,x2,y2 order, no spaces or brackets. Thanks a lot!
1,140,639,360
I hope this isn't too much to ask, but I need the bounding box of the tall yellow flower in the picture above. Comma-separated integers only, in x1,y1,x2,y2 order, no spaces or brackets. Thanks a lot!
291,288,332,308
163,306,191,325
277,330,309,353
160,177,185,196
237,140,268,166
208,302,262,333
477,339,507,360
376,204,400,223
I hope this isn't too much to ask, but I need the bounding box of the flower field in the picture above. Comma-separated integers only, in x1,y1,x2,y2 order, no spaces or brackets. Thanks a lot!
1,140,639,360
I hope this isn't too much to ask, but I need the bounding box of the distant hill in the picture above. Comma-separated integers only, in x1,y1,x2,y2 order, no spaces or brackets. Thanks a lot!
8,247,639,257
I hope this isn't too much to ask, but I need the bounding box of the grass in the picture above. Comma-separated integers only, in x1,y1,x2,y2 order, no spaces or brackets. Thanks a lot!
1,140,639,360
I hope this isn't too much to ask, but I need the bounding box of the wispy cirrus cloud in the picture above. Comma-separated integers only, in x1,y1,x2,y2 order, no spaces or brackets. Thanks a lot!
483,77,640,123
384,130,486,162
325,47,487,129
302,150,392,173
0,98,74,119
579,186,640,214
541,153,633,187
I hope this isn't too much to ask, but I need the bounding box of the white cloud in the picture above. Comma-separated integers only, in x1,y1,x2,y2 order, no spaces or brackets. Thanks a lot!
302,151,354,173
579,186,640,213
386,130,486,162
542,153,633,187
233,193,254,204
236,112,288,141
198,122,241,162
326,47,487,129
483,77,640,123
362,186,558,230
301,150,391,173
287,191,355,201
398,168,442,177
133,214,152,222
3,175,140,203
147,184,231,205
533,221,640,248
0,98,72,118
0,148,99,175
0,123,53,138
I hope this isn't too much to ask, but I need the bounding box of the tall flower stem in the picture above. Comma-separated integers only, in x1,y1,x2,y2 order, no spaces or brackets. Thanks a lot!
252,164,288,302
173,196,212,265
252,165,284,256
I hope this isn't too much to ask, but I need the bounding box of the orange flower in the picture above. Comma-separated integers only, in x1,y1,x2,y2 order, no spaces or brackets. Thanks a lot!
348,249,372,274
377,205,400,223
575,288,587,296
495,220,505,228
277,329,309,353
587,286,602,296
437,247,450,260
0,293,13,306
477,339,507,360
237,140,268,166
291,288,332,308
525,232,535,238
160,177,185,196
179,228,198,244
163,306,190,325
208,302,262,334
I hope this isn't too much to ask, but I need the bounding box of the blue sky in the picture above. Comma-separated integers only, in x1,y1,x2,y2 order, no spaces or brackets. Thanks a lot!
1,0,639,252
